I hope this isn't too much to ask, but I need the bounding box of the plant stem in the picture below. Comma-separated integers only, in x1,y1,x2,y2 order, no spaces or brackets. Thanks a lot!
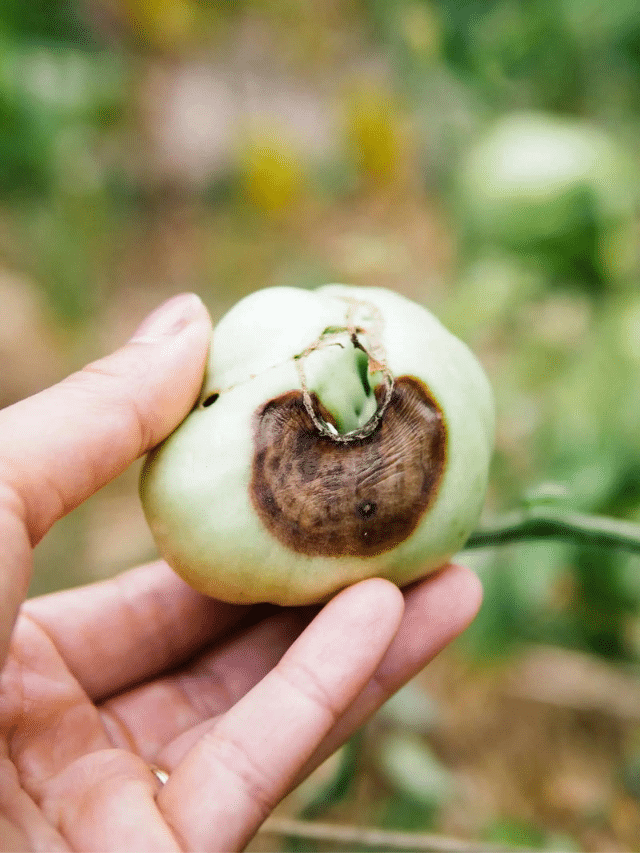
466,507,640,554
260,817,535,852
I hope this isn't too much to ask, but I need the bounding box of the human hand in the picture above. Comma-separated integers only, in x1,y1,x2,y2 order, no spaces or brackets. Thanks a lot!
0,293,482,851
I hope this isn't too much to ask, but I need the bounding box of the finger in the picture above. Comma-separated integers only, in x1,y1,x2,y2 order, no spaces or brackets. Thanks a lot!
0,292,210,545
157,578,405,852
293,563,483,782
100,606,311,761
23,561,252,701
99,564,478,765
0,293,211,665
40,751,182,853
8,615,180,852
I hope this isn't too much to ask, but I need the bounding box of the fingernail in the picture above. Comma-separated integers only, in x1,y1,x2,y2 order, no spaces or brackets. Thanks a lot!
131,293,205,342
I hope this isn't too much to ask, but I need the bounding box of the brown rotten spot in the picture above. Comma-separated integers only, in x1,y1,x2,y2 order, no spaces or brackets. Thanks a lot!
250,376,447,558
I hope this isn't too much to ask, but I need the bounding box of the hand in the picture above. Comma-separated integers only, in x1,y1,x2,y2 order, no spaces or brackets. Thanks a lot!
0,293,482,852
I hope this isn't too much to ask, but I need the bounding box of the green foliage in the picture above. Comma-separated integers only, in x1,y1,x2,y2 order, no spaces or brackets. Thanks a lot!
0,39,125,199
0,1,97,48
482,817,579,850
0,86,53,197
455,113,637,293
376,731,453,812
299,734,363,821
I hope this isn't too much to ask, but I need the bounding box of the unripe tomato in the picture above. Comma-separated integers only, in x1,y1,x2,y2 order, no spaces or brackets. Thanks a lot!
141,285,494,605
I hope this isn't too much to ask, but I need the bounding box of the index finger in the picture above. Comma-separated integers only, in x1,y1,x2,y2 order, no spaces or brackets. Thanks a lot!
157,578,405,852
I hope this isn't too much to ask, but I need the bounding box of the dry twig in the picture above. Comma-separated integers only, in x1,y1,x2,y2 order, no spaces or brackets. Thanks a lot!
258,816,538,852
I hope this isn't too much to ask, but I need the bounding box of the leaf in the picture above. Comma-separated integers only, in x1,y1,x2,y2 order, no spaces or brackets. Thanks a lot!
377,679,441,733
375,731,453,808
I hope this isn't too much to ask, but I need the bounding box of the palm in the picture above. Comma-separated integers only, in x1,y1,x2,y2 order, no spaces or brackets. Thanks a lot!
0,560,476,852
3,566,307,851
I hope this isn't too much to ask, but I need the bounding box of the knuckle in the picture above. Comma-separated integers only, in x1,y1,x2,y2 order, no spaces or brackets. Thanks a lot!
275,658,341,726
0,457,65,545
0,474,27,525
204,731,277,822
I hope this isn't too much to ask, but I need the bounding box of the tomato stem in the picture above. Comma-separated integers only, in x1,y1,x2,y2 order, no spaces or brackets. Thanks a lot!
467,507,640,554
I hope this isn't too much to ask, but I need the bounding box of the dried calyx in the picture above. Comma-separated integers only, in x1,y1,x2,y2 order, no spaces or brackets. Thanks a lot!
295,321,394,443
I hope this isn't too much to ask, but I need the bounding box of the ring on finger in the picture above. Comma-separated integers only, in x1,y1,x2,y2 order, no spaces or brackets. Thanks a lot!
150,764,169,785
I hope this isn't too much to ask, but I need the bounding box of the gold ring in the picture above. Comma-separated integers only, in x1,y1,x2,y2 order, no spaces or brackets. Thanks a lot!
149,765,169,785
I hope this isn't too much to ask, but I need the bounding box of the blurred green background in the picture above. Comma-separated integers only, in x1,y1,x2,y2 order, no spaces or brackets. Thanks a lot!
2,1,640,849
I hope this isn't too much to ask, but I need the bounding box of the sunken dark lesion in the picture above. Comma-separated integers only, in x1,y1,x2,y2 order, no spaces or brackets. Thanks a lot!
250,376,447,558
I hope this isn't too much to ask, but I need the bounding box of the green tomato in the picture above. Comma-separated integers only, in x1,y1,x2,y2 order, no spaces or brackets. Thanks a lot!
140,285,494,605
458,113,636,285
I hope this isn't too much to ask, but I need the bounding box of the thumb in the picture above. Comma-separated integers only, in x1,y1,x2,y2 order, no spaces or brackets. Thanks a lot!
0,292,211,659
1,292,212,543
